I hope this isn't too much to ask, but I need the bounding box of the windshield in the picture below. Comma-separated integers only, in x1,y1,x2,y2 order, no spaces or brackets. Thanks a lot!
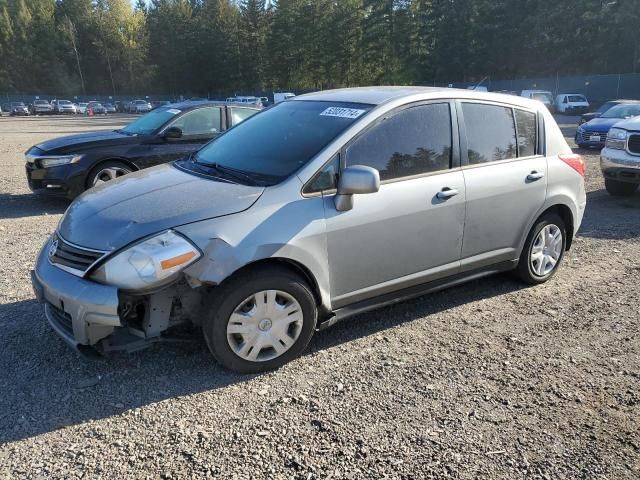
135,100,147,104
597,101,615,113
194,100,373,183
59,100,72,105
568,95,586,103
120,107,181,135
34,100,48,104
532,93,553,103
601,104,640,118
12,102,25,107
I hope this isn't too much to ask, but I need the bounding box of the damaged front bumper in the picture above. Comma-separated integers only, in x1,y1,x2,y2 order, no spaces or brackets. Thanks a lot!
32,236,199,353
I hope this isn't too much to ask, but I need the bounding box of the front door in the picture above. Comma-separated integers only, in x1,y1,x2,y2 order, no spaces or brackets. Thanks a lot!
324,102,466,308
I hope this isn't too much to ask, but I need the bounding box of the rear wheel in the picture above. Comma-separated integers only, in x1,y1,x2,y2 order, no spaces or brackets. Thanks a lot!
605,179,638,196
515,213,566,285
203,266,317,373
86,160,133,188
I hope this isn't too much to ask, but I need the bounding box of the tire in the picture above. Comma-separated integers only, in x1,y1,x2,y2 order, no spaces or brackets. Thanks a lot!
515,213,566,285
202,265,317,373
86,160,133,189
605,179,638,196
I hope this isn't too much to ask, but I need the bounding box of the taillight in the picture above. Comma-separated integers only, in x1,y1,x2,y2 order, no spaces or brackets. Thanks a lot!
559,153,585,177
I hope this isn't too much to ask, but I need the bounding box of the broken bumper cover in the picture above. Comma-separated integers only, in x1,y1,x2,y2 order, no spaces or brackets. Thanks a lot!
32,237,121,348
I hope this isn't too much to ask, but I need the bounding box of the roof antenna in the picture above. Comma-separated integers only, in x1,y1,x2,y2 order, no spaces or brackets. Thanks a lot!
472,76,489,90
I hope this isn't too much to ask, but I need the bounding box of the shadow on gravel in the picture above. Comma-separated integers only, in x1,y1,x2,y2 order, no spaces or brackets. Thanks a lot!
0,299,250,444
0,194,70,220
0,273,527,445
577,189,640,240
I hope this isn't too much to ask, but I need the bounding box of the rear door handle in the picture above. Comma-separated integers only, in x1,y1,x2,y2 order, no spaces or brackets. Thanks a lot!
527,171,545,181
436,187,459,200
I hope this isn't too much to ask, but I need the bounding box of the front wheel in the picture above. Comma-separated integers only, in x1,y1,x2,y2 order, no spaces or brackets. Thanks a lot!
515,213,566,285
86,160,132,188
605,179,638,196
203,266,317,373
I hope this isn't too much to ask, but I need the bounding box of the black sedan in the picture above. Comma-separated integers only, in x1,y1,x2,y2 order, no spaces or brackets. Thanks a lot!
25,101,261,198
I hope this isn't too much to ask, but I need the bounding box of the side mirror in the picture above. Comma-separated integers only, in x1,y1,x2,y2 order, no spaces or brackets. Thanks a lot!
334,165,380,212
164,126,183,140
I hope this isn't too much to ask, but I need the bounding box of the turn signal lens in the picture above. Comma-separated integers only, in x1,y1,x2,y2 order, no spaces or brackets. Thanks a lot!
160,251,197,270
559,154,585,177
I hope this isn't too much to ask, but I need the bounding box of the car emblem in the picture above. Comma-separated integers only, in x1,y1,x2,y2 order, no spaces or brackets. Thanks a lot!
49,239,58,258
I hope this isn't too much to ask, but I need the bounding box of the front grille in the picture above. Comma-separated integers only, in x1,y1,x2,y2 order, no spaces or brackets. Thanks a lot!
49,233,106,275
46,302,74,336
628,134,640,155
578,130,605,141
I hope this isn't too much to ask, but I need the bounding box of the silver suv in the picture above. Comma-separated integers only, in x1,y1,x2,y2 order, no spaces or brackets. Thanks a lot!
600,116,640,196
32,87,586,373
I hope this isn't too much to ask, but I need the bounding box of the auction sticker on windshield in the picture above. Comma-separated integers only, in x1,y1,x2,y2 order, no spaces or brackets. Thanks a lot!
320,107,366,119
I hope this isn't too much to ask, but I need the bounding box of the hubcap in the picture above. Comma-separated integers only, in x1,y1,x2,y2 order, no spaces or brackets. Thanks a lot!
92,166,131,186
530,224,563,277
226,290,303,362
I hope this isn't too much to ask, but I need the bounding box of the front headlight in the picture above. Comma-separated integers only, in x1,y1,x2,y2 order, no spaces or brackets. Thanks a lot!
605,128,627,149
91,230,201,290
38,154,84,168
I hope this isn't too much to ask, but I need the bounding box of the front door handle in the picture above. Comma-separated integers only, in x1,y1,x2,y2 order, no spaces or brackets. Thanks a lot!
527,171,545,181
436,187,459,200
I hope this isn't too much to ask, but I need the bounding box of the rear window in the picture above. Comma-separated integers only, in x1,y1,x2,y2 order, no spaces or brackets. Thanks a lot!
462,103,517,164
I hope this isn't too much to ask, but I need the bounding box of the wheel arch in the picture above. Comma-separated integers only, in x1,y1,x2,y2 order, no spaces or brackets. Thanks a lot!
85,157,139,188
533,203,575,251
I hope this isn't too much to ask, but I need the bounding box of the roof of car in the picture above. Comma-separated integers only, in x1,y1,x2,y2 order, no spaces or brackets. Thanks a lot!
163,100,261,110
293,86,541,109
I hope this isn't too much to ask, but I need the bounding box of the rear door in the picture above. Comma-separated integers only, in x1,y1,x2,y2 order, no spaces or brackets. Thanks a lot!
458,101,546,271
323,101,466,308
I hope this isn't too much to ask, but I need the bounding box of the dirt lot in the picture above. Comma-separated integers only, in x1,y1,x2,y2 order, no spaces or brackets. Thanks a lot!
0,114,638,479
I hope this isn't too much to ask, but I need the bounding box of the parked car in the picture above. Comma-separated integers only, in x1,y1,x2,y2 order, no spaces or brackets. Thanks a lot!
51,100,77,114
575,103,640,149
87,101,107,115
6,102,29,116
555,94,589,114
151,100,171,110
114,101,127,113
104,103,116,114
31,87,586,373
131,99,152,113
30,99,54,115
25,101,260,198
259,96,269,107
600,116,640,196
579,99,640,125
226,96,262,107
75,102,88,115
521,90,555,112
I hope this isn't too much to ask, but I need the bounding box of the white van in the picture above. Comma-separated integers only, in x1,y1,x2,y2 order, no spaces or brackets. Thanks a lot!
521,90,555,112
273,92,295,103
555,94,589,114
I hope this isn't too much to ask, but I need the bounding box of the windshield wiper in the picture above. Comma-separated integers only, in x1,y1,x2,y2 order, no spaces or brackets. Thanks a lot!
194,160,263,186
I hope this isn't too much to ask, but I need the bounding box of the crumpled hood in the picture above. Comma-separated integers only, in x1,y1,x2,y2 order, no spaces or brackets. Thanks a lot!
58,163,264,251
582,117,624,132
36,130,133,154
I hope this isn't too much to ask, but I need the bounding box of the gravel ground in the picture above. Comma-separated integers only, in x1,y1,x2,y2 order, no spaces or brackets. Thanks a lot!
0,114,638,479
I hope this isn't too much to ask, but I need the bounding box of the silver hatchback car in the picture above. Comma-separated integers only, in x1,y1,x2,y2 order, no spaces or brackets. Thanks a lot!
32,87,587,373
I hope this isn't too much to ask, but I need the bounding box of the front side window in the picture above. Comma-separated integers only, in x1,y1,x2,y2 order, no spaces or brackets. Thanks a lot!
194,101,373,183
169,107,221,136
345,103,452,181
230,107,258,125
462,103,517,164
